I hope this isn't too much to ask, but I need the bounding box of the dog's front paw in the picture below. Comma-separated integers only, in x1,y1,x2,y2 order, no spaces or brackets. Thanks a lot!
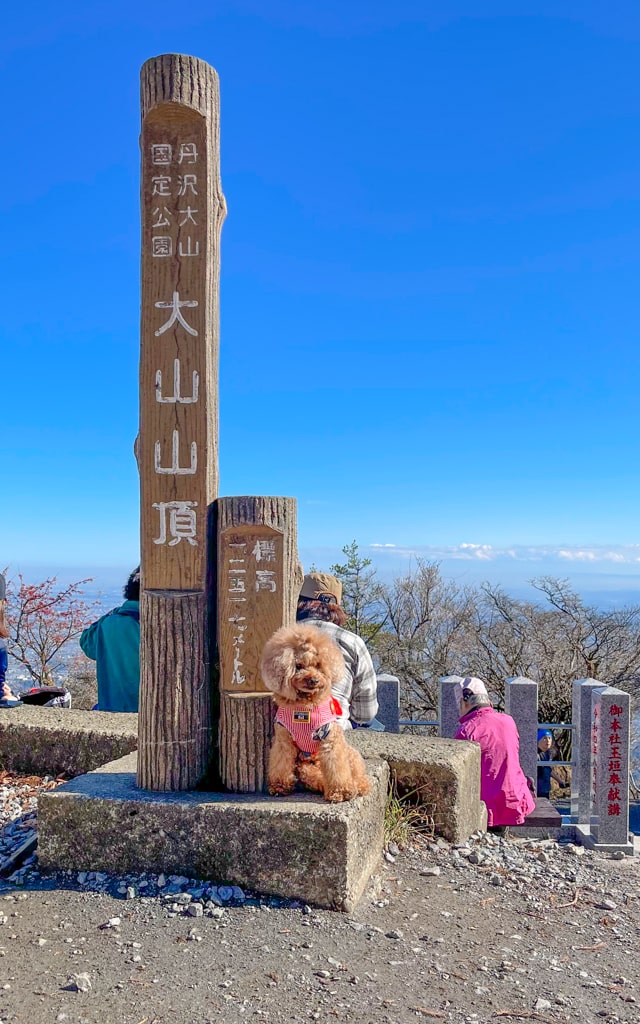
325,786,358,803
268,782,295,796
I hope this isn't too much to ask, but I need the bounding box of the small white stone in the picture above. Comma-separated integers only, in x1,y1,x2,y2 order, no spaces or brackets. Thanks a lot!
564,844,585,857
99,917,121,930
595,900,617,911
534,998,552,1011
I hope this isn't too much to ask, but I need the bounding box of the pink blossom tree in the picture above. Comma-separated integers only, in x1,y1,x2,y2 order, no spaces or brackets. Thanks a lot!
3,572,99,686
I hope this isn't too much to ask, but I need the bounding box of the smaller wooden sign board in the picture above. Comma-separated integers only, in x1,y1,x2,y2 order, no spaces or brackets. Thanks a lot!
219,524,285,693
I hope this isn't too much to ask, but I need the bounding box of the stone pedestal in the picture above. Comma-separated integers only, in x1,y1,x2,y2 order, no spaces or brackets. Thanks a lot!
349,731,487,842
38,752,388,911
504,676,538,782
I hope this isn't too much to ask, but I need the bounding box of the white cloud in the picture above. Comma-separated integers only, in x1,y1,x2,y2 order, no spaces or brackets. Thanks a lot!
558,550,597,562
365,542,640,566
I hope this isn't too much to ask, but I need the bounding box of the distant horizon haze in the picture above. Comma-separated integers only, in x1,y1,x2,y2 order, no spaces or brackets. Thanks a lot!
5,540,640,610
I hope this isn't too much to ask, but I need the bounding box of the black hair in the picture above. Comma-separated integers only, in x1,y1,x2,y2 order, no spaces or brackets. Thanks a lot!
124,567,140,601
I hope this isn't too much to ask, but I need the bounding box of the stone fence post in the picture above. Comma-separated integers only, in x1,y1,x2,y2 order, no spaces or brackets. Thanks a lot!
438,676,464,738
375,674,400,733
570,678,601,825
504,676,538,782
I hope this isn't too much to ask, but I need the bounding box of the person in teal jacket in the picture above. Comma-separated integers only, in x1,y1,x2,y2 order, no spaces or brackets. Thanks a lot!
80,568,140,712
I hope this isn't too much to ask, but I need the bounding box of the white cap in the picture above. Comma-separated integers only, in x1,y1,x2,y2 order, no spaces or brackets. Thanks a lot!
454,676,488,704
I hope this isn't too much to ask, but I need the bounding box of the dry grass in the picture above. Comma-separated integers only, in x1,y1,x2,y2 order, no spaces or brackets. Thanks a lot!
384,779,436,849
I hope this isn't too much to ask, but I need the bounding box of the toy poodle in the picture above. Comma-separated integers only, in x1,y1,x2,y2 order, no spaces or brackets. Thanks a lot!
260,624,371,802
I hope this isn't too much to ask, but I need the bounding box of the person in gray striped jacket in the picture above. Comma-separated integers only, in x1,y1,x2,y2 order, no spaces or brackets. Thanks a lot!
296,572,383,731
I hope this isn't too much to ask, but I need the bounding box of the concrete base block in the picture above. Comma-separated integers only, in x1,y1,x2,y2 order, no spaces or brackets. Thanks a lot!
510,825,565,840
37,753,388,912
575,824,636,857
0,707,138,778
348,732,487,842
509,797,563,839
510,816,577,842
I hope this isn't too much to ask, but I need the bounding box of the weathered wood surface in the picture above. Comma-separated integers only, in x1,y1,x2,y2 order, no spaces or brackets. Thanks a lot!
219,692,274,793
138,590,211,791
137,54,225,792
217,496,302,792
139,52,225,591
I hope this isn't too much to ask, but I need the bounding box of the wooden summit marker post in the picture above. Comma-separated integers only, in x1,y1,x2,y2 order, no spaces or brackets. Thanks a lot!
218,497,302,792
138,54,226,791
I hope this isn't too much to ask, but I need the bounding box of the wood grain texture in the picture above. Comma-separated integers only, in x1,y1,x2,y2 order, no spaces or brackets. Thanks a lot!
137,590,211,791
217,497,303,792
139,53,225,591
219,692,274,793
138,54,225,791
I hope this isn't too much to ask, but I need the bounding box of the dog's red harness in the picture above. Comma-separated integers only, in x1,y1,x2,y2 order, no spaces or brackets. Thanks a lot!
275,697,342,755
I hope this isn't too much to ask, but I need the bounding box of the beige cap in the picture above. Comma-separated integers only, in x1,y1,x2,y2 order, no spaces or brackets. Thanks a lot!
299,572,343,604
454,676,489,704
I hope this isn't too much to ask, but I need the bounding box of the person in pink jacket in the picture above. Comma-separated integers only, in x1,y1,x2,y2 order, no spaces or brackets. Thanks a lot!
454,676,535,834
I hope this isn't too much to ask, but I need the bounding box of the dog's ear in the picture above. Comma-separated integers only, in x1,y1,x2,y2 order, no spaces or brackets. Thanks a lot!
260,628,296,692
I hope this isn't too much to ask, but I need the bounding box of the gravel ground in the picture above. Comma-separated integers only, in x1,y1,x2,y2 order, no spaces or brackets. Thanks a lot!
0,779,639,1024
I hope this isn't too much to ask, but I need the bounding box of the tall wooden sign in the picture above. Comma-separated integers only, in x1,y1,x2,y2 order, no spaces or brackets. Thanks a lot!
217,497,302,792
137,54,226,791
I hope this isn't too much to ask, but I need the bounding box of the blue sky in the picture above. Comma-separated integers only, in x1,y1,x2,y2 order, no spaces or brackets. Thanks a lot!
3,1,640,597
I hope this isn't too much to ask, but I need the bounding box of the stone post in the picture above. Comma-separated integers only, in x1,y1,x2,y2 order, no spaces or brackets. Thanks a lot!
137,54,226,792
375,674,400,733
570,678,601,825
0,572,6,633
217,496,302,792
438,676,464,738
504,676,538,782
588,685,633,853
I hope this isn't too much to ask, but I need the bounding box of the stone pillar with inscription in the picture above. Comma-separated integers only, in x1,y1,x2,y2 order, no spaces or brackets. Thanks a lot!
217,496,302,793
587,685,633,854
137,54,226,791
570,678,601,825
